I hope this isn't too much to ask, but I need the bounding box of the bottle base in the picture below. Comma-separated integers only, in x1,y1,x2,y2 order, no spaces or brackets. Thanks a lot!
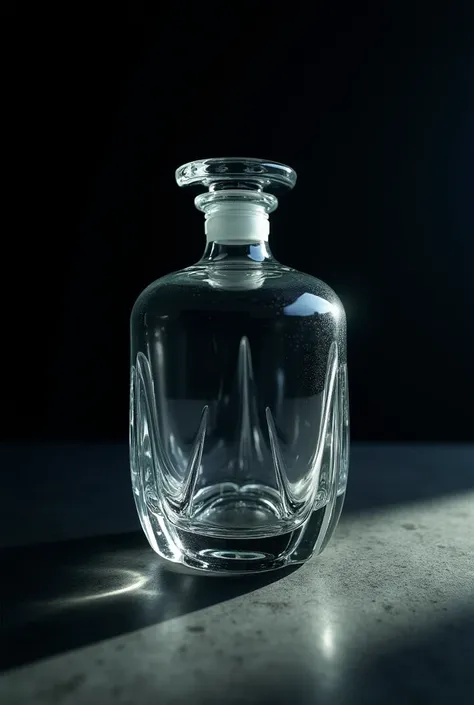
136,488,346,576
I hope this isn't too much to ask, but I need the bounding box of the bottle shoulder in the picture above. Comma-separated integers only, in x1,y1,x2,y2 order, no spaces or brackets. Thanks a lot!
131,263,344,322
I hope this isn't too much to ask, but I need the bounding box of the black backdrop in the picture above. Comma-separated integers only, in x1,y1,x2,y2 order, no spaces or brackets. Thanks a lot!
2,7,473,443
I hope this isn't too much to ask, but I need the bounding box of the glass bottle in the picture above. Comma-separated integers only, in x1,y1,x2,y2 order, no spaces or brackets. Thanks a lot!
130,158,349,575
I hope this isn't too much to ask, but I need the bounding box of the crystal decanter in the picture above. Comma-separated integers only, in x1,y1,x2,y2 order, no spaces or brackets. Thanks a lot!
130,158,349,575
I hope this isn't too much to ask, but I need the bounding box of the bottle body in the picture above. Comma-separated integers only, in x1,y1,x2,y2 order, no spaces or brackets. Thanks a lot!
130,256,348,575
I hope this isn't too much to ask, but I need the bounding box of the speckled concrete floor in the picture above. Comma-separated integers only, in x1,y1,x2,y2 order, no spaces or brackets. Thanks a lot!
1,444,473,704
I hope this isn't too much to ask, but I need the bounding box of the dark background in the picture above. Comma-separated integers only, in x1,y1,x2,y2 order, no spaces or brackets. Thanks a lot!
2,7,473,444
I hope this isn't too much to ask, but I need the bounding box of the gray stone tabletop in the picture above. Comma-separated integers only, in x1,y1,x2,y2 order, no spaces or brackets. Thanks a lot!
1,444,473,704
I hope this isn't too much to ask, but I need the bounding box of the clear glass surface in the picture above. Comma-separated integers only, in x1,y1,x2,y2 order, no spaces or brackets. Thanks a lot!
130,159,349,575
175,157,297,189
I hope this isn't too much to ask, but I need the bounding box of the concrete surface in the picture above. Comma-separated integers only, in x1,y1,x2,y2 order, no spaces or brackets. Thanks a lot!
1,444,473,704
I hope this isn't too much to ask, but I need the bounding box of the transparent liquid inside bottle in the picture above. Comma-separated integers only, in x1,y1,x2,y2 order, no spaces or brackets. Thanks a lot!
130,159,349,575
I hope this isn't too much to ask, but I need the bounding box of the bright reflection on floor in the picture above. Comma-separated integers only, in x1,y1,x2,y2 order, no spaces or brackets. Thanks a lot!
65,568,149,604
322,626,335,657
41,566,159,612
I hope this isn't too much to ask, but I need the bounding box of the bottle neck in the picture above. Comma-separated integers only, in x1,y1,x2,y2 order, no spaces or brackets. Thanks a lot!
196,193,277,264
194,188,278,262
200,239,274,264
204,200,269,240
